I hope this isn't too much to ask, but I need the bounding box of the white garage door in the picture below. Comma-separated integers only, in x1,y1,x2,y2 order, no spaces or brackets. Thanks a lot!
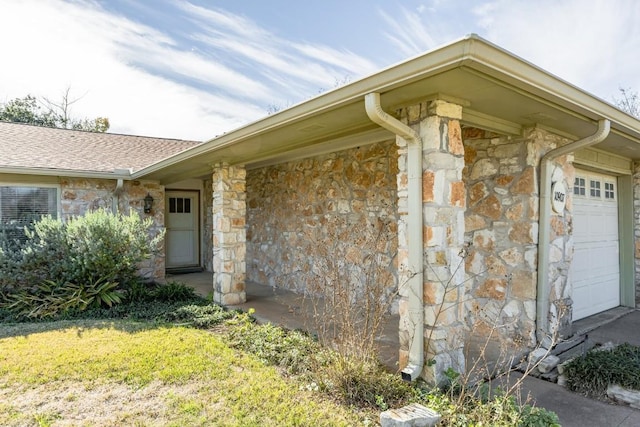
571,170,620,320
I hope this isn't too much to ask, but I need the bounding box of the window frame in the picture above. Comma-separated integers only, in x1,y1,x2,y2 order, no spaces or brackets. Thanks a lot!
604,181,616,200
589,179,601,198
0,182,61,240
573,177,586,197
573,173,618,203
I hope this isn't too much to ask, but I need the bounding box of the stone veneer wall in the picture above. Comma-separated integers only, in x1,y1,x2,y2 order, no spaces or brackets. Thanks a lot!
246,141,399,298
202,178,214,272
462,127,574,353
59,177,165,280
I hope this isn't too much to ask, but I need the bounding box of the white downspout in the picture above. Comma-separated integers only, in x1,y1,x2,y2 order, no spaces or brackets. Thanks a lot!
365,92,424,381
112,178,124,214
536,119,610,341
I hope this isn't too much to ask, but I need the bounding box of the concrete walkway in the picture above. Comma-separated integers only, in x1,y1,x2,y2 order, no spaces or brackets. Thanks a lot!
519,308,640,427
171,271,640,426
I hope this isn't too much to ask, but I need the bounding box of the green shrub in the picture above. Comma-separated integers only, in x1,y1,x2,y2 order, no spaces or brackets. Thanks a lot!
0,209,161,318
0,209,161,294
120,280,155,303
417,386,560,427
165,304,235,328
4,277,122,319
226,311,321,375
0,218,68,294
564,343,640,398
519,404,561,427
121,281,199,304
151,281,198,302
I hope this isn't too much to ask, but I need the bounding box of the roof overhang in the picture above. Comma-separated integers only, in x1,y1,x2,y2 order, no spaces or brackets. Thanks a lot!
132,34,640,184
0,167,132,181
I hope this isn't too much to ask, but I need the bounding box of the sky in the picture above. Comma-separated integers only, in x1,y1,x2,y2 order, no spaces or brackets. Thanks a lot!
1,0,639,141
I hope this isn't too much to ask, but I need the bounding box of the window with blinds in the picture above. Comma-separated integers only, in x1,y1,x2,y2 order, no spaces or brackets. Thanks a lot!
0,186,58,242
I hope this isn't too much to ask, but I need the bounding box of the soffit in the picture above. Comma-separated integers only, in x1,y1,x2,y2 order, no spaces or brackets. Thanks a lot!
136,36,640,184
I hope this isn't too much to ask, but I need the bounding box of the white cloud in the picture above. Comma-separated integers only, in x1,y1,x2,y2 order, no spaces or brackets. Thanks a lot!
473,0,640,102
379,8,438,57
290,43,378,79
4,0,635,143
0,0,379,140
0,0,257,140
179,3,378,96
377,0,640,103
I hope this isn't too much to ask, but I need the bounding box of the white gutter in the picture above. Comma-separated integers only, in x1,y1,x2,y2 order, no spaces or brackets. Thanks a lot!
131,35,640,183
0,166,132,180
364,92,424,381
536,119,610,341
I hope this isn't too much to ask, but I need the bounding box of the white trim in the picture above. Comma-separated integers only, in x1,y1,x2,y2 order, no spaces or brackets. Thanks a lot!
573,172,617,204
574,147,632,175
0,167,131,180
132,35,640,182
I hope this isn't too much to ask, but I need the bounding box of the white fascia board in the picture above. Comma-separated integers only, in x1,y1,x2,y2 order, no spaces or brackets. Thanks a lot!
133,34,640,180
0,166,132,180
132,36,474,179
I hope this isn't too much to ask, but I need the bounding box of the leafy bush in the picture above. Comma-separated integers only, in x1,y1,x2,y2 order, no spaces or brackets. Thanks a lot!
165,304,235,328
0,218,68,293
0,209,161,319
564,343,640,398
0,209,161,294
4,278,122,319
150,281,198,302
120,280,155,303
519,404,561,427
226,311,322,376
417,386,560,427
121,280,199,304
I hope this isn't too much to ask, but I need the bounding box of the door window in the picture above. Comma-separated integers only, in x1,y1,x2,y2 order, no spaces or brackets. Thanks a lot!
169,197,191,214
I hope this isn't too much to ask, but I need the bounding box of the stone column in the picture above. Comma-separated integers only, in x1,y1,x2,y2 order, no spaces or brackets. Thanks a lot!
634,161,640,307
398,99,466,385
211,162,247,305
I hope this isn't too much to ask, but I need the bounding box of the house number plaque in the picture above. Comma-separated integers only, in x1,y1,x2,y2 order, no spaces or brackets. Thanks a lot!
551,181,567,214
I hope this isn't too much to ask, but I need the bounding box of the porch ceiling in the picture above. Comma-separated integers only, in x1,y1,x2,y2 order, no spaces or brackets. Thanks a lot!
135,35,640,185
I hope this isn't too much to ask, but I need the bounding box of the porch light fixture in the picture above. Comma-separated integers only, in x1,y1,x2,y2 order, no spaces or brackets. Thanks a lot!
143,193,154,214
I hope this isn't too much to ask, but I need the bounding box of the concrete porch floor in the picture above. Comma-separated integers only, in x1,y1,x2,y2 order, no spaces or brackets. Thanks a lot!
165,271,401,371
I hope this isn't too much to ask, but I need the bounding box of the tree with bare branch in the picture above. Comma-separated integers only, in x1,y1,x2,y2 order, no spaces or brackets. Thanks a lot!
613,87,640,118
0,87,109,132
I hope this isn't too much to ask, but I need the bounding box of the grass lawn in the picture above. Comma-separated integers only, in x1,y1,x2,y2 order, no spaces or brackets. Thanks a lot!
0,319,367,426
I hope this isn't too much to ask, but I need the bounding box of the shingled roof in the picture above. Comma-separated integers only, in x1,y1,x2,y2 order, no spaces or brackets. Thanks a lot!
0,121,201,175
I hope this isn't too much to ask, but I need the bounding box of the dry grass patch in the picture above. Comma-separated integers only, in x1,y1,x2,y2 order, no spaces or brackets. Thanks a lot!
0,320,364,426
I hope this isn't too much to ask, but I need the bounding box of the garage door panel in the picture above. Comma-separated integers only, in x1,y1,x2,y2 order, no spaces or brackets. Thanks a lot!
571,170,620,321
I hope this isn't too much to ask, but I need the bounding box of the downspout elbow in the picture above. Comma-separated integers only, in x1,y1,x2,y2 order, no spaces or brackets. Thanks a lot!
112,178,124,214
365,93,424,381
541,119,610,164
536,119,610,341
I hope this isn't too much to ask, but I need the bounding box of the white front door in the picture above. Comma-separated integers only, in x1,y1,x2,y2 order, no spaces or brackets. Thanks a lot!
166,191,199,268
571,170,620,320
